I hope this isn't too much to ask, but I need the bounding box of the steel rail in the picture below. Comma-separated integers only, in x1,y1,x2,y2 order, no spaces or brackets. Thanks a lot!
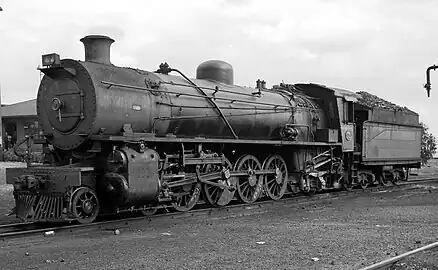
0,222,33,229
360,241,438,270
0,221,67,237
1,177,437,240
0,192,342,239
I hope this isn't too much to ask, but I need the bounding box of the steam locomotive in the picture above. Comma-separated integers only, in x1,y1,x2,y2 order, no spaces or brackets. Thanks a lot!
6,35,423,224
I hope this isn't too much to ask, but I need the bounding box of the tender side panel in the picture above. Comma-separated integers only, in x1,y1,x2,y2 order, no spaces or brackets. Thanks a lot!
369,107,419,126
362,122,422,162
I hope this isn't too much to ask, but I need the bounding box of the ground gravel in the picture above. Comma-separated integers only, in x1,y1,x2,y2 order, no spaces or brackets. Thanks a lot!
0,183,437,270
0,184,17,224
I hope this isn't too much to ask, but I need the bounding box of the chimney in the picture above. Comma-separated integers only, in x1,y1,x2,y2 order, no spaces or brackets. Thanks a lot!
80,35,114,65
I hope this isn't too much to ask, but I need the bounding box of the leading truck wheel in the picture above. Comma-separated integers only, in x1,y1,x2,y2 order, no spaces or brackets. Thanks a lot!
71,187,100,224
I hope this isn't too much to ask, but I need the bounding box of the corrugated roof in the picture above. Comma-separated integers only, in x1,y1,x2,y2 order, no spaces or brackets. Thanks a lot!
2,99,37,117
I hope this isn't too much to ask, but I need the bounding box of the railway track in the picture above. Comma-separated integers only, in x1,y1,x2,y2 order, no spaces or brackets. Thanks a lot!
360,241,438,270
0,222,68,238
1,177,437,240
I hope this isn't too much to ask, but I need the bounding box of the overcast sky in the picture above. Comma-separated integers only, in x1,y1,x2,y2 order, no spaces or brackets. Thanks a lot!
0,0,438,135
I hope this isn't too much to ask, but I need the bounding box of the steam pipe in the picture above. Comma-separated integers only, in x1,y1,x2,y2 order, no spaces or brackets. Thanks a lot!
424,64,438,97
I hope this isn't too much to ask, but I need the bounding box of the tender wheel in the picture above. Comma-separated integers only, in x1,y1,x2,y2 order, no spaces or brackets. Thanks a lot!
262,155,288,200
391,169,405,185
359,173,369,189
403,168,410,182
234,154,263,204
71,187,100,224
201,158,236,207
380,172,393,187
171,182,201,212
342,173,353,191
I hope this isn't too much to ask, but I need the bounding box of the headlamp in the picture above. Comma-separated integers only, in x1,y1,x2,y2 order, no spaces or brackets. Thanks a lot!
41,53,61,67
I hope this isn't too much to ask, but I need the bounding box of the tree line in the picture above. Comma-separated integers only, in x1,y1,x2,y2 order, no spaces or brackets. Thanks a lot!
421,122,437,165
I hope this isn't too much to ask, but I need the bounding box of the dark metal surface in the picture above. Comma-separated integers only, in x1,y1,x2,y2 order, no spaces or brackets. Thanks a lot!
234,154,264,204
13,191,66,222
262,154,288,200
164,65,238,139
80,35,114,65
36,44,325,150
71,186,100,224
424,64,438,97
37,59,97,150
196,60,234,85
5,167,91,192
100,147,160,206
201,158,236,207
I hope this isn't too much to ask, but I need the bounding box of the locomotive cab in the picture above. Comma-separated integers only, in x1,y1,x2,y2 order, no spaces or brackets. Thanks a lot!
292,83,422,189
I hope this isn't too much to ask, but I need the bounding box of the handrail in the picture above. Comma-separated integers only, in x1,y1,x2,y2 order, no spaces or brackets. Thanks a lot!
360,241,438,270
165,67,238,139
151,110,292,135
160,81,258,97
101,81,294,109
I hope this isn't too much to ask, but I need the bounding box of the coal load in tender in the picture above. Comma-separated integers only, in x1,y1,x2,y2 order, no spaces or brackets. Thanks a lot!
356,91,416,114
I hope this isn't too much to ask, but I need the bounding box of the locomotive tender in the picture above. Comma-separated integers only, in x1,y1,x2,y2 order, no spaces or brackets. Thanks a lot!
6,35,422,223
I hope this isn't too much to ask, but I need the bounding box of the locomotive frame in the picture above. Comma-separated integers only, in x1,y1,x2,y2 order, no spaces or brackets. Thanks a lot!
6,35,422,224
